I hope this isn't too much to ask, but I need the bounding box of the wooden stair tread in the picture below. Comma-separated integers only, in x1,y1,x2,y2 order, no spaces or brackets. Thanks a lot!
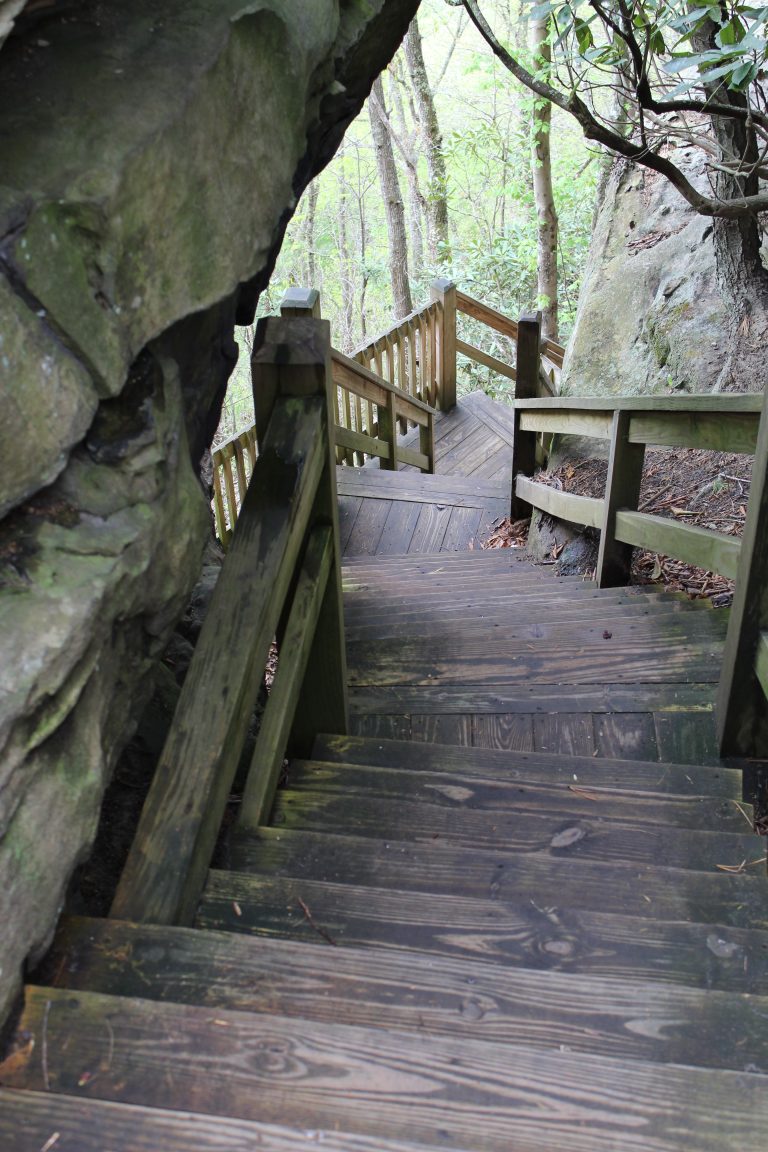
229,827,768,928
348,681,718,715
311,734,739,794
284,759,751,831
336,467,508,502
199,871,768,993
270,788,761,872
0,1088,441,1152
39,916,768,1073
6,985,767,1152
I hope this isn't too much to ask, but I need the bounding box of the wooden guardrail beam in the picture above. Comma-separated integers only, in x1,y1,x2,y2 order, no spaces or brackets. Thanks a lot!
717,385,768,758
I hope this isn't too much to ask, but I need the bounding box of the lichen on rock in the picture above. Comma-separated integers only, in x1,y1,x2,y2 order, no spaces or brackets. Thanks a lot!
0,0,419,1025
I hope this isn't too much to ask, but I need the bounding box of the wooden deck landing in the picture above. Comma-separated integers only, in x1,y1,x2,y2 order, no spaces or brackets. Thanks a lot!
339,389,514,557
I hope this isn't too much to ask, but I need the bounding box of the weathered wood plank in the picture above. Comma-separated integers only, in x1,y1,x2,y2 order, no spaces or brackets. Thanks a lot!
336,466,507,506
628,410,759,453
456,337,516,380
440,505,483,551
533,713,596,757
375,501,422,555
456,290,518,340
717,384,768,755
593,713,659,761
111,393,327,927
472,713,535,750
409,714,472,745
349,714,412,741
344,498,392,557
409,501,453,553
271,787,759,869
338,495,362,552
654,711,720,767
615,510,741,580
42,917,768,1072
237,527,332,830
200,872,768,991
229,827,767,929
515,476,603,528
310,732,734,793
519,410,613,439
347,681,717,716
286,759,749,831
0,1089,438,1152
514,394,763,412
8,986,768,1152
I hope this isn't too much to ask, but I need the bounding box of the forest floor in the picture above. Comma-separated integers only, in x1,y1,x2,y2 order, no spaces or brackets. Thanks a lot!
483,447,753,608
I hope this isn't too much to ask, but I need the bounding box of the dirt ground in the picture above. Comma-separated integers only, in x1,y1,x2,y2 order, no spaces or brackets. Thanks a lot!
483,447,752,607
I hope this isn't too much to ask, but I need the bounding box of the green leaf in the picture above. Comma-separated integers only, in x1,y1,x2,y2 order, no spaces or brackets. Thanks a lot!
574,18,593,53
729,59,760,88
650,27,667,54
717,15,746,46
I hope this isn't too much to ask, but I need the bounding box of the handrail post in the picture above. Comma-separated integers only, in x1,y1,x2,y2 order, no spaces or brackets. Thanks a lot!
252,289,322,452
431,277,457,412
595,410,645,588
510,312,541,518
717,385,768,759
272,289,347,749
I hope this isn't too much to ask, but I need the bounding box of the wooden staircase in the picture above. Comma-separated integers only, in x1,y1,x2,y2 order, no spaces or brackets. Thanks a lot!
3,311,768,1150
3,548,768,1150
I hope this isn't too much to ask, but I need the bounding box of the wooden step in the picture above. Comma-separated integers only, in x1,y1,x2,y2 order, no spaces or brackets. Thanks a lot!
199,871,768,993
344,600,717,641
337,467,508,504
311,735,738,795
229,827,768,928
283,759,752,832
270,789,760,872
347,633,726,687
348,681,717,717
343,591,709,623
5,985,768,1152
0,1088,440,1152
40,916,768,1072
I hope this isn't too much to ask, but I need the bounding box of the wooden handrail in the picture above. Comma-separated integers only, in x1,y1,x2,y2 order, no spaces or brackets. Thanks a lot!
511,393,755,589
331,348,436,420
111,316,347,926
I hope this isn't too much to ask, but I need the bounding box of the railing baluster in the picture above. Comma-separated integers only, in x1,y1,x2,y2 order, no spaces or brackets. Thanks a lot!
595,410,645,588
510,312,541,519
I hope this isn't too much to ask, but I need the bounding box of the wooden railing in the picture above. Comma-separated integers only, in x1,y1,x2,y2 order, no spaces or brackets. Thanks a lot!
511,390,768,761
212,283,564,545
111,315,347,925
511,394,761,587
716,385,768,761
456,289,565,392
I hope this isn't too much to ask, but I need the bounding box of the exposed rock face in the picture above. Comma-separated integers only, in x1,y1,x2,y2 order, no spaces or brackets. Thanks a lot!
562,152,735,397
0,0,418,1024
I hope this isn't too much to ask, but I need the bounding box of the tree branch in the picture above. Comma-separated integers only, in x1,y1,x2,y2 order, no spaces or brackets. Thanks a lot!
460,0,768,218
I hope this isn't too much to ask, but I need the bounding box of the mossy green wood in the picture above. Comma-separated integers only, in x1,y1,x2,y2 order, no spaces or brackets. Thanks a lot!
717,383,768,756
237,526,333,830
110,319,334,927
514,476,603,528
615,511,741,580
628,410,759,453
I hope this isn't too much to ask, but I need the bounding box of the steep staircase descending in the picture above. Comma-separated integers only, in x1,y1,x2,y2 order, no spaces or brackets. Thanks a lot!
4,550,768,1151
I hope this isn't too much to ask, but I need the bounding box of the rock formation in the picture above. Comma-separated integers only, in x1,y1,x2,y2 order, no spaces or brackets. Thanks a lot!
0,0,419,1026
561,151,748,398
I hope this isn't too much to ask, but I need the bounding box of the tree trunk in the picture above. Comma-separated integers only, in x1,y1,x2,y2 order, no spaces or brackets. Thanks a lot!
369,74,413,320
530,16,558,342
690,21,768,391
336,160,354,351
304,179,318,289
403,18,451,265
389,61,425,274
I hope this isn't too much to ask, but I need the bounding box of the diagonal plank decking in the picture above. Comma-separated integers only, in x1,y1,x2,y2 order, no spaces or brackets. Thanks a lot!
339,390,514,556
